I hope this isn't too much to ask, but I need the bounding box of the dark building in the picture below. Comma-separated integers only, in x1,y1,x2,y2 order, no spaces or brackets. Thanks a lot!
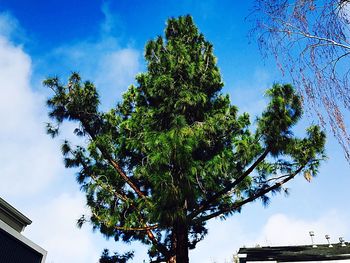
0,197,47,263
237,244,350,263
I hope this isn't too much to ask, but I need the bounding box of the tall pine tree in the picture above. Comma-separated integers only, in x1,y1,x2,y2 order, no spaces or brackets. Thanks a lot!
44,16,326,263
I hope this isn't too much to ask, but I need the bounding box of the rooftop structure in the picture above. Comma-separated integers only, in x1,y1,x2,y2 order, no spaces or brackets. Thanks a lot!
238,243,350,262
0,197,47,263
0,197,32,232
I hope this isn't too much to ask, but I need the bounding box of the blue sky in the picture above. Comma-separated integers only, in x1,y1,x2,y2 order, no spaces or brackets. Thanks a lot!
0,1,349,262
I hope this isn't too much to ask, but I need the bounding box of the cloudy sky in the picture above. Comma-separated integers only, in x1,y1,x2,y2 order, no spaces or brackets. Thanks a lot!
0,1,349,262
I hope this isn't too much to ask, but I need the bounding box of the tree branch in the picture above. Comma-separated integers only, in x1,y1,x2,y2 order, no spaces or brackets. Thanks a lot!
188,147,270,220
76,151,170,258
82,120,147,199
195,165,304,223
91,212,158,231
114,225,159,231
265,13,350,50
283,29,350,50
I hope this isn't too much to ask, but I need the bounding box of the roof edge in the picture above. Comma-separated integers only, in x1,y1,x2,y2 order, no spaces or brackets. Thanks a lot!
0,197,32,227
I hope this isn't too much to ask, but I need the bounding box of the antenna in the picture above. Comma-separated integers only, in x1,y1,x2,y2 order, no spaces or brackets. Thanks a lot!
325,235,333,247
309,231,317,247
339,237,346,247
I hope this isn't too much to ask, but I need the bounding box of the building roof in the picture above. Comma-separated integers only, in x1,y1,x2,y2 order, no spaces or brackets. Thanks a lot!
238,244,350,262
0,197,32,232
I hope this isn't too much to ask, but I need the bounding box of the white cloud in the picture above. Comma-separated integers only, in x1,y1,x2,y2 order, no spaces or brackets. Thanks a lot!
100,2,121,36
190,218,247,263
25,191,150,263
0,13,100,263
96,48,140,94
48,39,141,108
0,15,101,262
0,17,63,198
0,12,21,39
0,11,143,263
254,211,349,247
42,4,141,109
0,3,141,198
190,210,350,263
25,192,101,263
230,68,271,118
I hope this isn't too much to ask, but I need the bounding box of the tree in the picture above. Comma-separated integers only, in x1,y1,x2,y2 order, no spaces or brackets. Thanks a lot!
250,0,350,161
44,16,326,263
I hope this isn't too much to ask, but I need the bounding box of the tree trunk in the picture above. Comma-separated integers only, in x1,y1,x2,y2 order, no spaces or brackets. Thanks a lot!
175,223,189,263
167,222,189,263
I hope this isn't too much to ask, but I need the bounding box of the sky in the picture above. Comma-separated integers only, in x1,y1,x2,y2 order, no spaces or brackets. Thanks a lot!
0,1,349,262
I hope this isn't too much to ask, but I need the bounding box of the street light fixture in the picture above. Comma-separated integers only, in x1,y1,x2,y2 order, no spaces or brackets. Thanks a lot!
309,231,317,247
325,235,333,247
340,237,346,247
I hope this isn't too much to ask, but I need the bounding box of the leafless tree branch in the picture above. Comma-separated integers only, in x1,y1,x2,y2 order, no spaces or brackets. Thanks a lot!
251,0,350,162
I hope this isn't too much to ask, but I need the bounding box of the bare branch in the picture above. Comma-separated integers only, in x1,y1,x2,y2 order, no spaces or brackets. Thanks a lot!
251,0,350,162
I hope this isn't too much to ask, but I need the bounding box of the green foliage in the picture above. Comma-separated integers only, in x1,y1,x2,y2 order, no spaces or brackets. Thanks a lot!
44,15,326,262
99,249,134,263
